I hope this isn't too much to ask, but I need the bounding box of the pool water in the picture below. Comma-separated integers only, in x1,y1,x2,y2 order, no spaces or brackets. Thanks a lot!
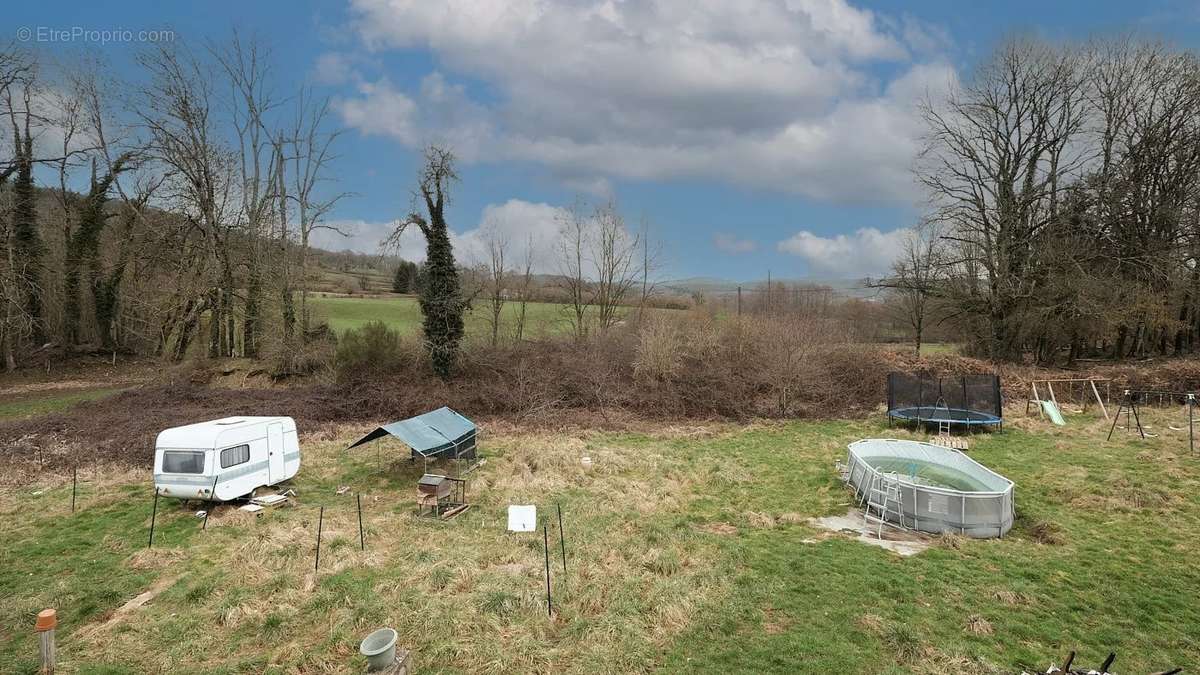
864,457,992,492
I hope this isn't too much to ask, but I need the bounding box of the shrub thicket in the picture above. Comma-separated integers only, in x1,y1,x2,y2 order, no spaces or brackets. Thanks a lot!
334,321,409,378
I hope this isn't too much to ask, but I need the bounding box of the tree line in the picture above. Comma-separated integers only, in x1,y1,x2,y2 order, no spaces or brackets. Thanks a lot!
0,35,346,371
885,36,1200,364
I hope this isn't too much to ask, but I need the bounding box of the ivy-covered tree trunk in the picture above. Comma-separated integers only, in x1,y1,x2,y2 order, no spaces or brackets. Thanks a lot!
92,206,141,351
388,147,465,380
92,272,121,349
420,217,464,379
63,156,131,345
11,129,42,345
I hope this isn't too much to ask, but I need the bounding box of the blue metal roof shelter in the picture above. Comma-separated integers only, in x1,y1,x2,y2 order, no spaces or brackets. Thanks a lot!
348,407,477,460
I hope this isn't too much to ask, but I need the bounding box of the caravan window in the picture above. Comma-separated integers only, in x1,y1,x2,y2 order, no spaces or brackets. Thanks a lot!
220,444,250,469
162,450,205,474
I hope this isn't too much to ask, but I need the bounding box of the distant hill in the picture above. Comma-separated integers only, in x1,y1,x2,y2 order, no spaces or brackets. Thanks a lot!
659,276,878,299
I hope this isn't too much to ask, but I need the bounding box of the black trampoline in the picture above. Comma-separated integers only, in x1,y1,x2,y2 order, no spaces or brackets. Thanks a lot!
887,372,1003,431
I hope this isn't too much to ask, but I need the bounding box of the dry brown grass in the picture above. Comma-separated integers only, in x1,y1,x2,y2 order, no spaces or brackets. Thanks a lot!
69,424,736,673
990,588,1031,606
938,532,966,550
856,613,886,634
912,649,1002,674
965,614,994,635
1029,520,1066,546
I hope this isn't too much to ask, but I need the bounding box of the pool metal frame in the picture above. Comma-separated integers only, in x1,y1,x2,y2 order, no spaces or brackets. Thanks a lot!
845,439,1015,538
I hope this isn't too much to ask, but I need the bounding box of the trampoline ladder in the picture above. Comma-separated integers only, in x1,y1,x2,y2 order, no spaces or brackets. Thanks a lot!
938,420,951,437
863,473,905,538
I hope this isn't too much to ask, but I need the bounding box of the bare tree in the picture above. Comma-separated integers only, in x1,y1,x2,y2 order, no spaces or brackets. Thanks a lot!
556,200,591,340
138,42,238,360
0,45,34,368
481,221,507,347
872,223,943,355
636,215,662,322
287,89,347,335
215,32,280,358
918,37,1089,360
512,233,534,343
591,201,641,332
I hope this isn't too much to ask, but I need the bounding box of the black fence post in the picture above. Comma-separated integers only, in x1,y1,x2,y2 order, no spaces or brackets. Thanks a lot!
148,488,160,549
1189,395,1195,455
886,373,893,427
557,504,567,576
543,523,552,617
315,505,325,571
71,467,77,513
357,493,365,551
202,474,219,530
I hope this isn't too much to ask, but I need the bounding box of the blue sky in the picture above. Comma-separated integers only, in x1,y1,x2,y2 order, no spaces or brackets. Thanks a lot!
8,0,1200,280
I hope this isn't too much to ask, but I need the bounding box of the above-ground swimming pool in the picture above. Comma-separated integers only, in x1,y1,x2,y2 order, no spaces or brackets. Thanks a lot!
845,438,1014,538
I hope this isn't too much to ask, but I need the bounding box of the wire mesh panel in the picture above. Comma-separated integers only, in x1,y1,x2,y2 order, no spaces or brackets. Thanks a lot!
964,375,1003,419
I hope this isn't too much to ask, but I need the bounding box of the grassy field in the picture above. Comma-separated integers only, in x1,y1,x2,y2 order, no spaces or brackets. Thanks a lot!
310,294,587,337
2,407,1198,673
879,342,961,356
308,294,681,339
0,387,125,421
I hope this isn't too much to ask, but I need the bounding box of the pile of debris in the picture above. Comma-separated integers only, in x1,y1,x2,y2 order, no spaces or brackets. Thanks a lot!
1026,651,1181,675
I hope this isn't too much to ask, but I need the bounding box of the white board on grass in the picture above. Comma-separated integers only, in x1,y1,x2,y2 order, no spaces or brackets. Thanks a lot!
507,505,537,532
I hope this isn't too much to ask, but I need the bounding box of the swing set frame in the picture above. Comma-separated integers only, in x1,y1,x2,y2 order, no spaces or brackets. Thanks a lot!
1025,378,1110,421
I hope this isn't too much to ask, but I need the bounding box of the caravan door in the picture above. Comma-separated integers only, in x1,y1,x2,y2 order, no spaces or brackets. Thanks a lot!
267,422,285,484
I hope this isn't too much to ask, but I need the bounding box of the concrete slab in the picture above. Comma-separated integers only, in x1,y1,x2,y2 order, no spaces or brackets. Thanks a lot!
808,508,932,557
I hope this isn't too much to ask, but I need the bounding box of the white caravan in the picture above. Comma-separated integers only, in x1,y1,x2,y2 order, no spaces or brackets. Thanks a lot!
153,416,301,501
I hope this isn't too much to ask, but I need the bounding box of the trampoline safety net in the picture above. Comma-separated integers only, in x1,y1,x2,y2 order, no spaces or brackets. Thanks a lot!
887,372,1003,427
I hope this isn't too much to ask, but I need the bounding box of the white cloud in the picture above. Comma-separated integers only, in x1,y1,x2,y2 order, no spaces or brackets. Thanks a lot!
334,79,420,145
334,71,496,161
312,52,357,85
453,199,568,273
777,226,911,277
713,232,757,254
337,0,955,203
312,218,423,260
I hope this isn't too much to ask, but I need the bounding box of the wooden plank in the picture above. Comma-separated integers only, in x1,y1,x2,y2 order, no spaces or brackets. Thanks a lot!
1091,379,1110,420
441,504,470,520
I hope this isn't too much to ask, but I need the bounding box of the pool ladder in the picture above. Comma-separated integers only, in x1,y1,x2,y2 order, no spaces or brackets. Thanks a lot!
863,472,906,538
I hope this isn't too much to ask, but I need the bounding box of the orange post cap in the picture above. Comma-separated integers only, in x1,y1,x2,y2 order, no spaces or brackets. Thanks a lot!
34,608,57,632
